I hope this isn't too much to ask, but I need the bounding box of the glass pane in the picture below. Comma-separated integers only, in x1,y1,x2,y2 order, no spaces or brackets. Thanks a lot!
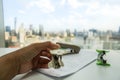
3,0,120,50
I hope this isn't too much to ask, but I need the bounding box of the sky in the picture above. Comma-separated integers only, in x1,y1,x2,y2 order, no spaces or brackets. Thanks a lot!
3,0,120,32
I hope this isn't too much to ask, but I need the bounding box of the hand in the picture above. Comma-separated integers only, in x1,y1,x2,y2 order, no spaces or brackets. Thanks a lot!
16,41,60,74
0,41,60,80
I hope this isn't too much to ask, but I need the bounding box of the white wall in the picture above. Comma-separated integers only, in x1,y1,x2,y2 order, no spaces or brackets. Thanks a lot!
0,0,5,47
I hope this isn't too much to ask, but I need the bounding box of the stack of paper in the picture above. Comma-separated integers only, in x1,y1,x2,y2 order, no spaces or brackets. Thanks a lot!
38,50,97,77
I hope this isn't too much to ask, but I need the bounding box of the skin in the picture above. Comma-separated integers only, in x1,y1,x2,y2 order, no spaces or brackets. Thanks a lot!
0,41,60,80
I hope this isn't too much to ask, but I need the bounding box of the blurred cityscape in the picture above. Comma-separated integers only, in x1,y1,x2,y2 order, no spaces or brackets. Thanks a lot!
5,21,120,50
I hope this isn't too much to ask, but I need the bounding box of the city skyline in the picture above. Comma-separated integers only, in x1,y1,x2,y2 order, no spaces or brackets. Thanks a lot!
3,0,120,32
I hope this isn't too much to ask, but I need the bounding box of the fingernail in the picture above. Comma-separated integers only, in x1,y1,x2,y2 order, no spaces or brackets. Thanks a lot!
40,56,50,60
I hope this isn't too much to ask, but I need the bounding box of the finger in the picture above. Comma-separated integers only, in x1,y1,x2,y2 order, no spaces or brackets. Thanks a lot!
32,52,51,69
36,41,60,50
32,56,39,70
38,57,51,64
36,64,48,68
40,51,52,60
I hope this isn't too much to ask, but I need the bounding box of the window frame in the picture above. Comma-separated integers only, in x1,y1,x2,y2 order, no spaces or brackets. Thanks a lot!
0,0,5,47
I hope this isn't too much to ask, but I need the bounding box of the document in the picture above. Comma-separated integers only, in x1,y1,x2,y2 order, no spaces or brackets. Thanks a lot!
37,50,97,77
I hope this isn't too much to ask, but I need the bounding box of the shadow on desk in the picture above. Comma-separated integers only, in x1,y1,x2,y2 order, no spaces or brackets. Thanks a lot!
13,70,76,80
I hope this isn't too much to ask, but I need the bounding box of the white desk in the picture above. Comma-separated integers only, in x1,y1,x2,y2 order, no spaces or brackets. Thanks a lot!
0,48,120,80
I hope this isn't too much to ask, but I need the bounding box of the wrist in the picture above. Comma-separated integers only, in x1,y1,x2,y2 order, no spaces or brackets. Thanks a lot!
0,52,20,80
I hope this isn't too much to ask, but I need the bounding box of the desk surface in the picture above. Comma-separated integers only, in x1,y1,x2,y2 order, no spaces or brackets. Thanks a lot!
0,48,120,80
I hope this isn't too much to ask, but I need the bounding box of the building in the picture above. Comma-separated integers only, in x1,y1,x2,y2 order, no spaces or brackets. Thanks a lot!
119,26,120,33
5,26,11,32
39,24,44,39
18,23,26,45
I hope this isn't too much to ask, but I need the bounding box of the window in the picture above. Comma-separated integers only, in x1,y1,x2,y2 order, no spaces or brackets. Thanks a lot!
3,0,120,50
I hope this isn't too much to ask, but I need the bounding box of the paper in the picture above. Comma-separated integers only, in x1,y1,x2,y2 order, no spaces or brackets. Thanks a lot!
37,50,97,77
